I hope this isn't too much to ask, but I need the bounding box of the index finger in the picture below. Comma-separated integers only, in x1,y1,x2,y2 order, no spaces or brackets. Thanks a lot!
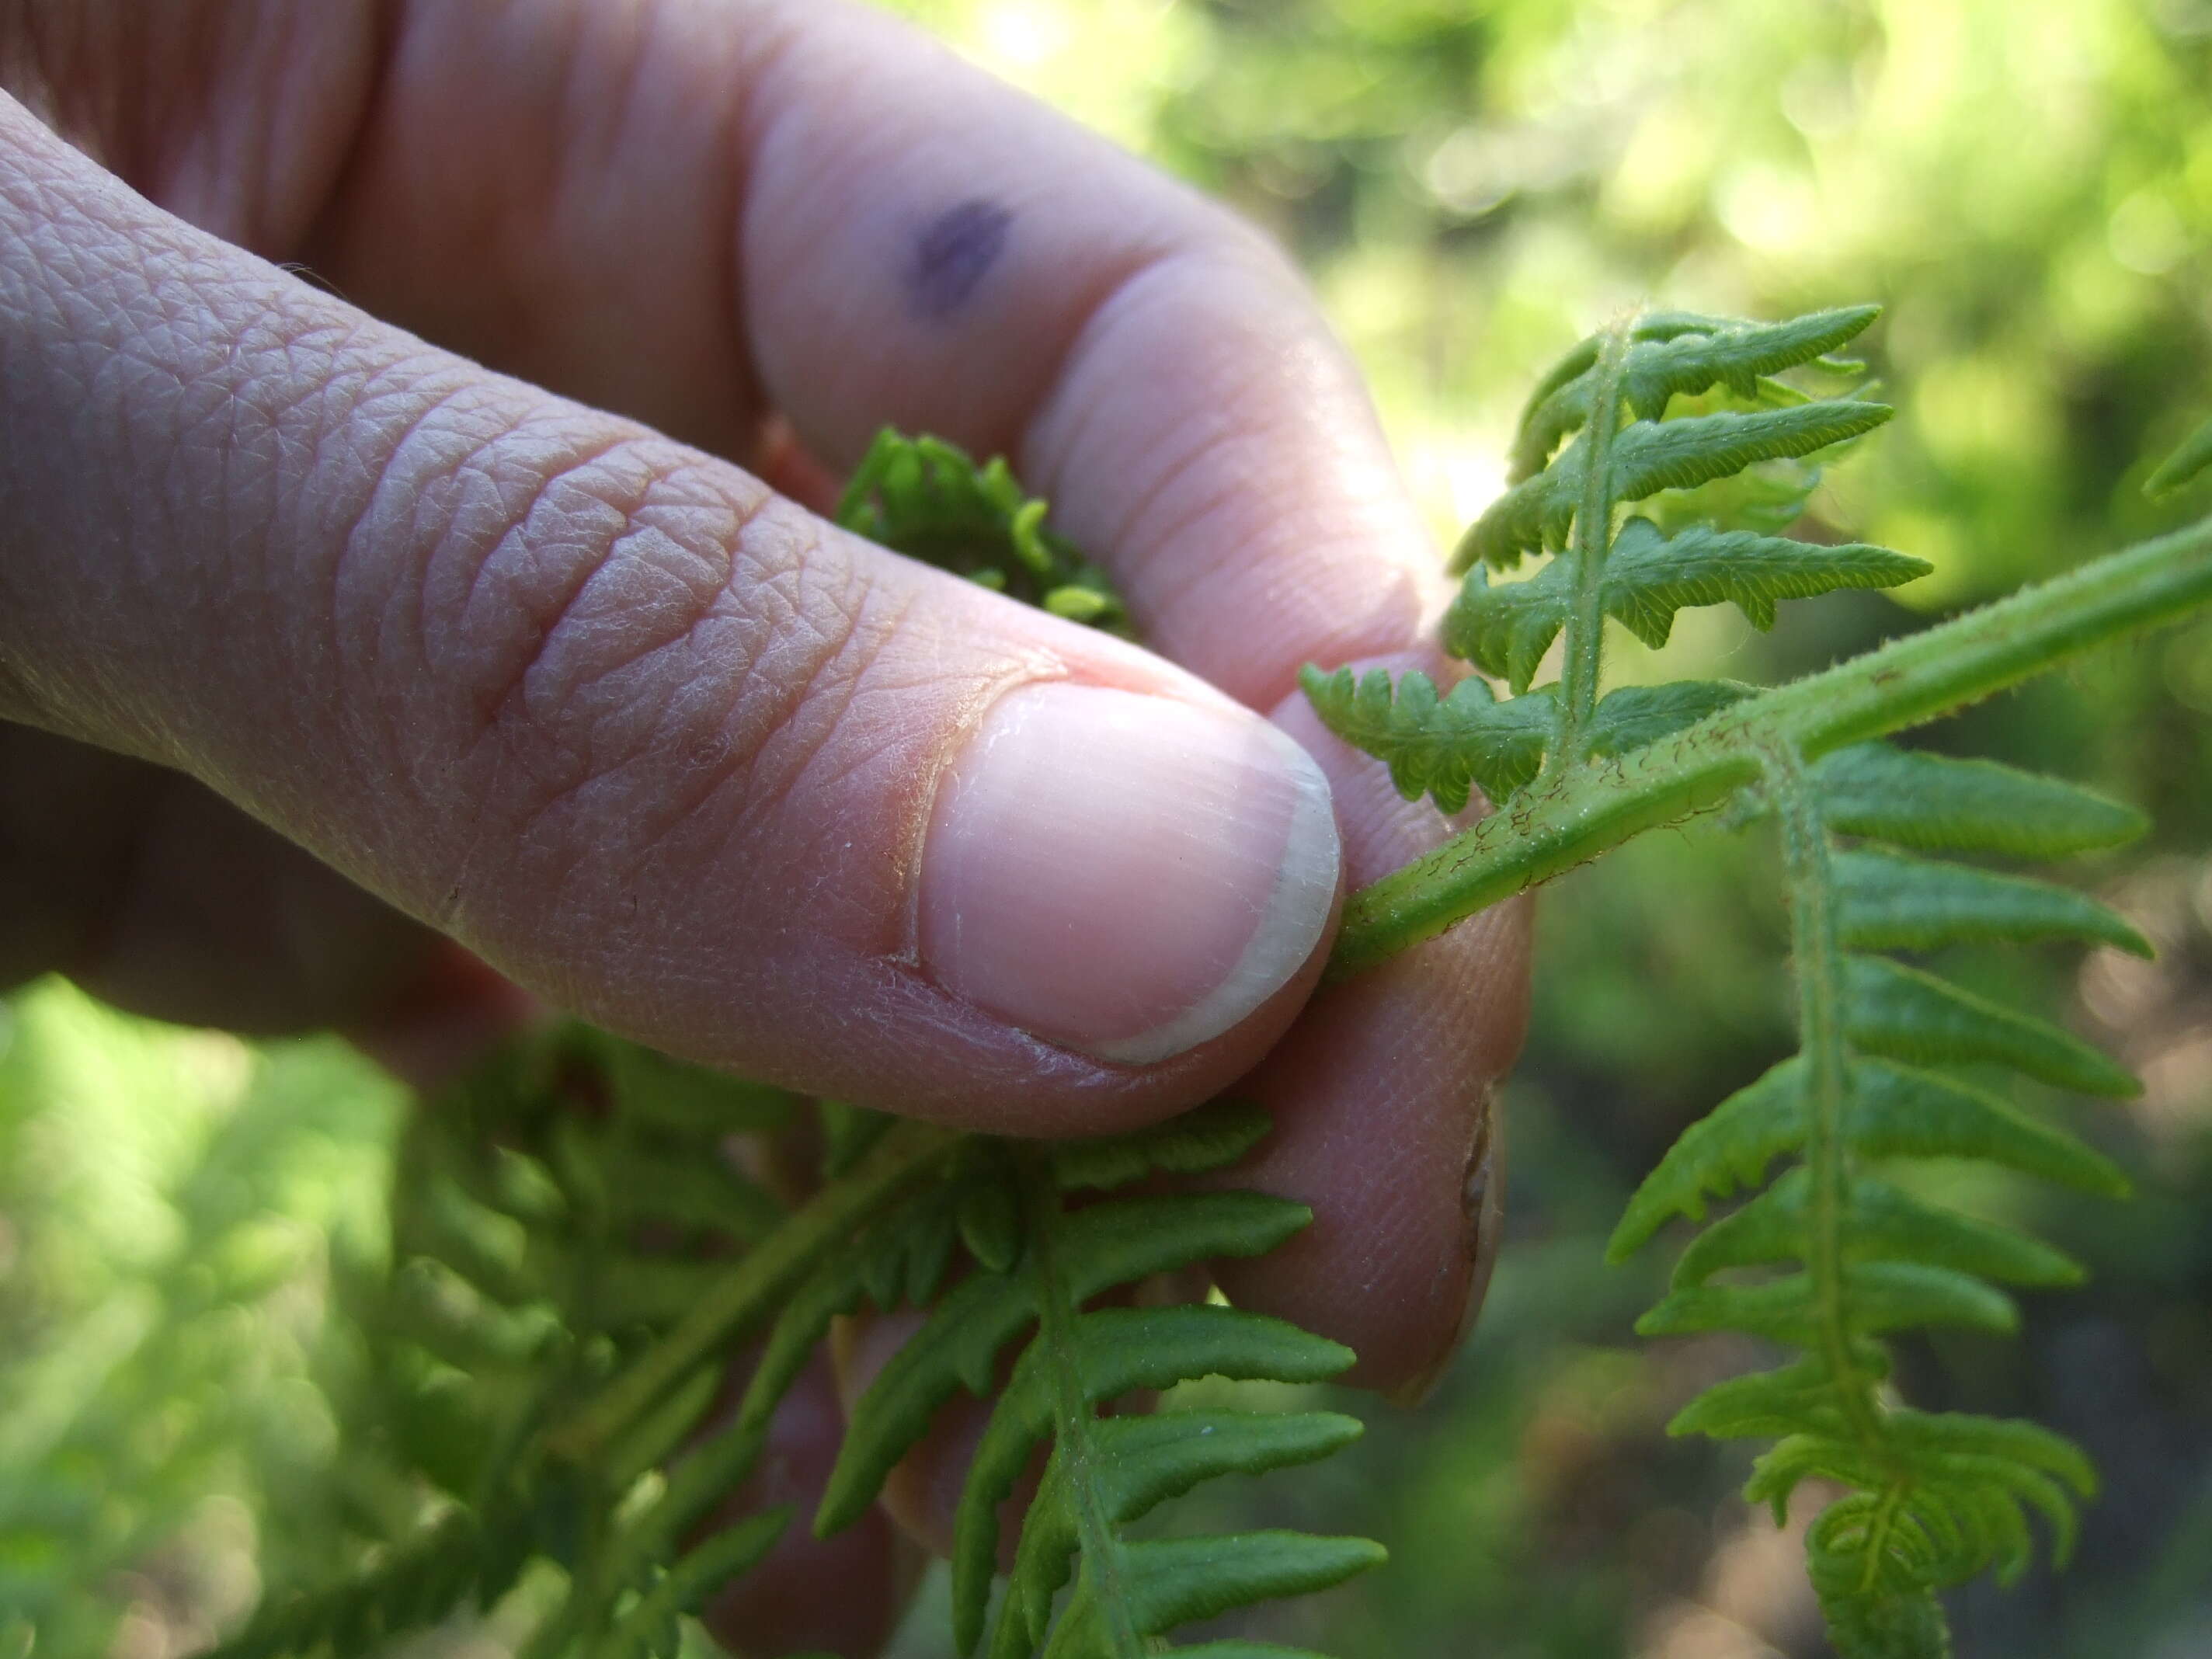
297,0,1444,706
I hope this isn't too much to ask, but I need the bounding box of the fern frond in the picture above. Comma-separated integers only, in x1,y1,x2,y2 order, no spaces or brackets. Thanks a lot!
1809,743,2148,856
1459,400,1892,571
1841,954,2141,1096
1613,1047,2127,1264
1831,847,2152,955
1615,737,2134,1657
1413,311,2155,1653
1843,1059,2130,1194
1584,681,1758,756
1318,304,1914,898
1600,519,1926,647
1445,520,1924,691
836,428,1128,627
1639,1260,2021,1345
1671,1167,2083,1290
818,1108,1381,1657
1297,664,1551,811
993,1414,1364,1659
1508,305,1879,481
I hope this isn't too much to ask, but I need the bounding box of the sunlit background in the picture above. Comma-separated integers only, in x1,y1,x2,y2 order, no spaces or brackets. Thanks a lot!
5,2,2211,1655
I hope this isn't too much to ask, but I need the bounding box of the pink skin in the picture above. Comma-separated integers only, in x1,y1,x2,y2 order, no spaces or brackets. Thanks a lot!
0,3,1530,1650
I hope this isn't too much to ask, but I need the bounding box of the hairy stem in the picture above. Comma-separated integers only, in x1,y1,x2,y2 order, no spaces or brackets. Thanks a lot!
549,1119,960,1462
1556,326,1629,760
1019,1153,1145,1657
1330,513,2212,976
1762,743,1879,1445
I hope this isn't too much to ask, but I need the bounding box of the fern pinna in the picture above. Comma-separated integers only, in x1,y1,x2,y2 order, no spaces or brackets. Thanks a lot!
812,1102,1379,1659
1305,304,2193,1656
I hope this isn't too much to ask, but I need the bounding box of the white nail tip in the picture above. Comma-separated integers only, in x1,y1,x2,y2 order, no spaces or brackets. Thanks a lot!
1084,725,1340,1065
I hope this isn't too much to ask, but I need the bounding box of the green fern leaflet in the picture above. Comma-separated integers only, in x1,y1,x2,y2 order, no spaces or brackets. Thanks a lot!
1308,304,2162,1657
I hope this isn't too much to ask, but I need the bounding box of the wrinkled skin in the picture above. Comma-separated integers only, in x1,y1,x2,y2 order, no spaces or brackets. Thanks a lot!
0,2,1529,1650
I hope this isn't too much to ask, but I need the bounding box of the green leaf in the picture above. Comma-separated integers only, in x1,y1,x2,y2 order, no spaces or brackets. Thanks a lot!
819,1099,895,1179
1461,398,1890,569
1608,1059,1804,1260
1443,516,1922,692
819,1194,1312,1534
1297,664,1552,812
1805,1522,1949,1659
1508,307,1879,480
740,1188,966,1455
1049,1099,1274,1191
1585,681,1757,759
1617,306,1882,422
1833,847,2152,955
2147,412,2212,498
835,429,1126,629
957,1181,1023,1275
1847,1060,2130,1196
1042,1534,1386,1659
1611,401,1894,503
1639,1261,2017,1344
991,1414,1363,1659
1666,1356,1862,1441
1842,954,2141,1096
1441,561,1569,692
1612,1049,2127,1266
1886,1410,2097,1501
1464,304,2129,1659
823,1148,1374,1659
586,1031,802,1136
1600,517,1928,648
202,1509,509,1659
1809,743,2148,857
1672,1168,2082,1289
956,1309,1355,1644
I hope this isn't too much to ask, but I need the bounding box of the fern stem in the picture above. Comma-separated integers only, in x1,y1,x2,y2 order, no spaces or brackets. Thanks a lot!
1556,325,1629,760
548,1120,960,1462
1862,1483,1909,1598
1761,743,1880,1446
1018,1153,1147,1659
1330,512,2212,976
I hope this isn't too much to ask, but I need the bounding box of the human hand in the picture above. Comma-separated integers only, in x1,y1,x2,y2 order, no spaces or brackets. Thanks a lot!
0,2,1529,1650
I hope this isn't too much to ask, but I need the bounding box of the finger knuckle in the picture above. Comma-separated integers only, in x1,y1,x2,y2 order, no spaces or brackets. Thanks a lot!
360,398,888,880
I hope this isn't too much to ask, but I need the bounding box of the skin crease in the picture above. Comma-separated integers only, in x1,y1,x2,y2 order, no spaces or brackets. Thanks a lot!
0,2,1531,1651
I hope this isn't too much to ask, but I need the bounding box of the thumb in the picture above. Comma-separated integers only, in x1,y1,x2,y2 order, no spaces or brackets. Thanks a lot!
0,98,1341,1131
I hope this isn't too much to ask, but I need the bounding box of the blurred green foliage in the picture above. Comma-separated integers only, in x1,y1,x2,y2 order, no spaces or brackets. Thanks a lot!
7,1,2212,1655
0,984,405,1657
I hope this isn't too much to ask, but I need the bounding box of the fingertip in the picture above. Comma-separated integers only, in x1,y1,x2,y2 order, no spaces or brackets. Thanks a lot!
916,682,1341,1069
1205,658,1532,1396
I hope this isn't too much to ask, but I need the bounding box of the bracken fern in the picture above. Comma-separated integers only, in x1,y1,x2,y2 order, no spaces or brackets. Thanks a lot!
194,315,2212,1659
1306,305,2212,1656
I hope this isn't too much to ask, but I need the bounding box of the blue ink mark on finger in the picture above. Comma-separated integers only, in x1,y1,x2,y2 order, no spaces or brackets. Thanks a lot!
907,199,1014,321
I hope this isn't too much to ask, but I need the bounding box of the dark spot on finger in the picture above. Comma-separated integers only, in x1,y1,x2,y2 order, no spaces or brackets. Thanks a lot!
906,199,1014,321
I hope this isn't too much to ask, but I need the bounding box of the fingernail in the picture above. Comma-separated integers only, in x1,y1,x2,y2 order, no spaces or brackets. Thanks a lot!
1388,1090,1506,1408
919,682,1340,1065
